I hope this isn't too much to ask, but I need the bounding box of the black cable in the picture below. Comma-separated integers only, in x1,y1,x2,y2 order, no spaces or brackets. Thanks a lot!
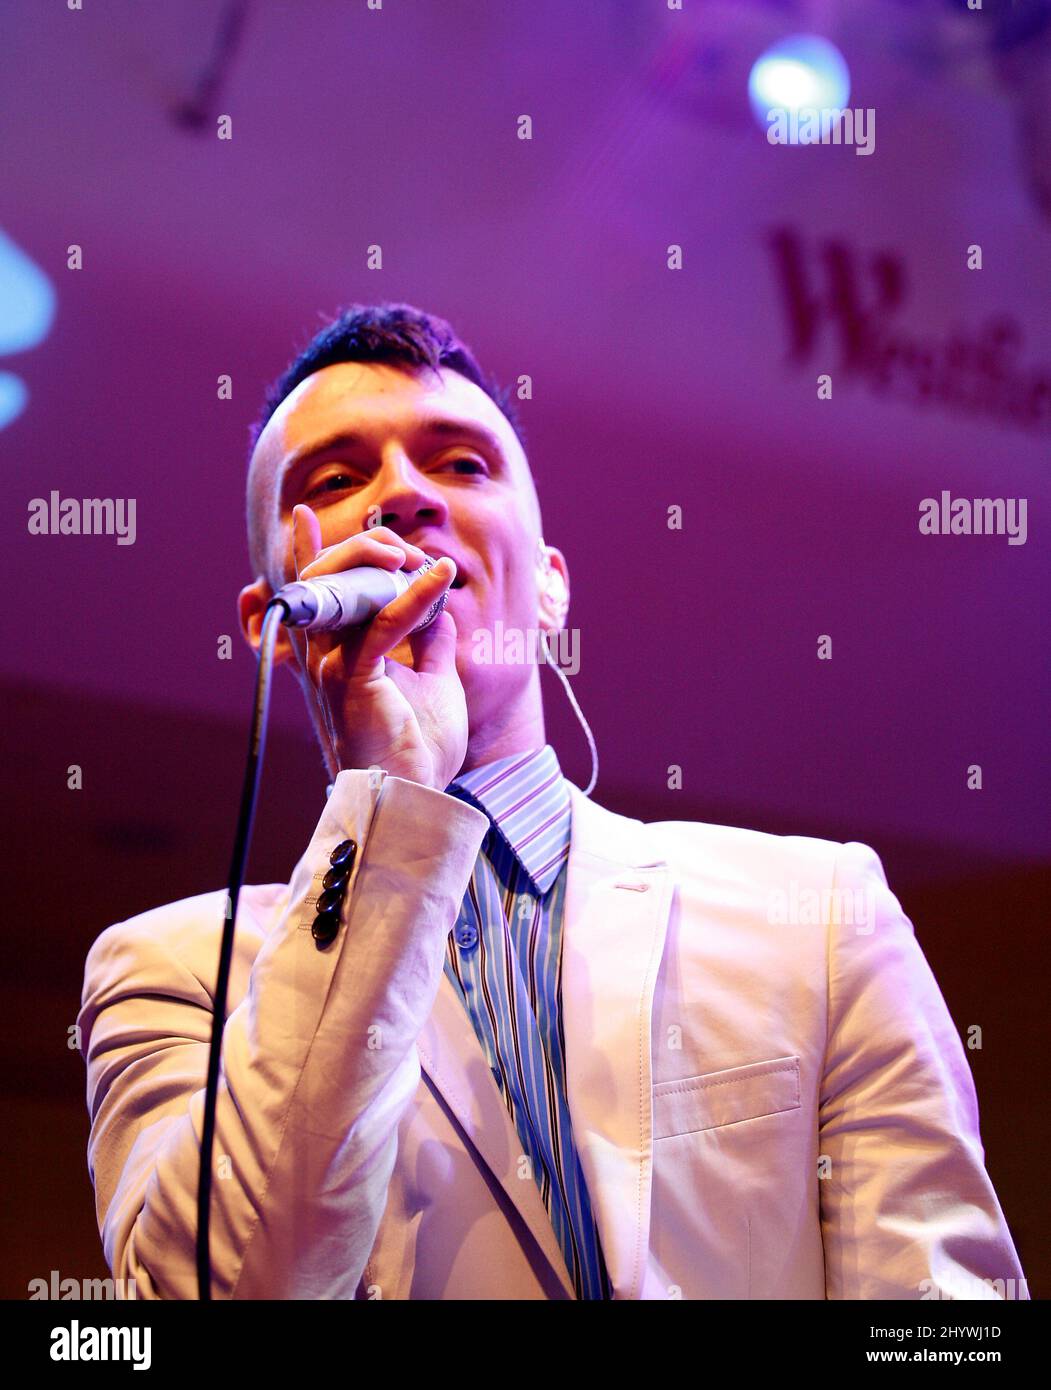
196,599,286,1301
173,0,251,131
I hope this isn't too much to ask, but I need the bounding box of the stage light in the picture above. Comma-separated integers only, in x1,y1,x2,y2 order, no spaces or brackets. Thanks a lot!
0,227,55,431
0,372,27,432
748,34,851,134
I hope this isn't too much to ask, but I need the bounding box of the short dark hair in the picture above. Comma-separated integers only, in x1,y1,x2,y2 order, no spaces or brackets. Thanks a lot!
248,302,524,457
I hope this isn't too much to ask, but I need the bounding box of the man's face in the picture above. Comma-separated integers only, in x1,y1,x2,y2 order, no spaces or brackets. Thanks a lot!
244,360,566,725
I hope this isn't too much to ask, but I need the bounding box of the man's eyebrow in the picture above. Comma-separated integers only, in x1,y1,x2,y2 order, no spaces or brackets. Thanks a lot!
279,415,506,477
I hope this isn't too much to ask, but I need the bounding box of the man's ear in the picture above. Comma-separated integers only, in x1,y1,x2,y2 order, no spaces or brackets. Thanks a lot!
238,576,298,665
536,542,570,634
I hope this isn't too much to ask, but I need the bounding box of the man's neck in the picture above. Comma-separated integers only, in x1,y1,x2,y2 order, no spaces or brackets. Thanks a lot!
460,683,546,776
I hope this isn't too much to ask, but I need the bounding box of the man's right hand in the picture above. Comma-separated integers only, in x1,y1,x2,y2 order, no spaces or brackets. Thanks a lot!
290,504,468,791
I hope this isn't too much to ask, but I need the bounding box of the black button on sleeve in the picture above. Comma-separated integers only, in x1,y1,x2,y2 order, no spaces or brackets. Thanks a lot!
311,909,341,946
315,886,345,916
322,865,350,892
330,838,357,868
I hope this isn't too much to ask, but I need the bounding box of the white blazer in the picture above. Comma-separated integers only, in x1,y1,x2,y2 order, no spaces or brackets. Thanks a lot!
79,770,1027,1300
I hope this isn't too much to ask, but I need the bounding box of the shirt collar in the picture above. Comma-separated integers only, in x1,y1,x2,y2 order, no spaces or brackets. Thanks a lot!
448,744,571,895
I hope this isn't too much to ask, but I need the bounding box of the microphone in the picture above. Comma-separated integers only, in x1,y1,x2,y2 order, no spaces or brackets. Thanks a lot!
273,555,447,633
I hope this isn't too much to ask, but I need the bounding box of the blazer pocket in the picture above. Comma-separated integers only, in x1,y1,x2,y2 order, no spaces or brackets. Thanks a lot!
653,1055,801,1139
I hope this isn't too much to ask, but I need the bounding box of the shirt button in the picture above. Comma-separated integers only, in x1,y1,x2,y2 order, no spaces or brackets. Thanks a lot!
454,923,478,950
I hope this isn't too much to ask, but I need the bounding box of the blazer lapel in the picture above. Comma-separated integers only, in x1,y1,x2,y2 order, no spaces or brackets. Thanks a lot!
560,785,673,1299
413,782,673,1302
416,977,576,1297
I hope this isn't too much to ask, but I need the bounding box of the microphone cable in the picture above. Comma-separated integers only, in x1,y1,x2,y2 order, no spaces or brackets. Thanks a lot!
196,598,599,1297
196,598,286,1300
195,569,439,1297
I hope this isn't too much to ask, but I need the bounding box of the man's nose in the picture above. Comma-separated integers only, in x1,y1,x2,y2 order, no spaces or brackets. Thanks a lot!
371,453,448,534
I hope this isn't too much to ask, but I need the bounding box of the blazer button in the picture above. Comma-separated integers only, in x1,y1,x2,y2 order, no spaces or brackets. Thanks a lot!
311,909,341,946
330,839,357,869
322,865,350,892
315,886,344,916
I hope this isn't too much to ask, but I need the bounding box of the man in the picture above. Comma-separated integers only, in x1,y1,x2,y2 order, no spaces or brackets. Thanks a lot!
79,303,1027,1300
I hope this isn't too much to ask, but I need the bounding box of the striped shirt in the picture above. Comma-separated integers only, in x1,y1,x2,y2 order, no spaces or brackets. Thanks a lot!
443,744,611,1300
